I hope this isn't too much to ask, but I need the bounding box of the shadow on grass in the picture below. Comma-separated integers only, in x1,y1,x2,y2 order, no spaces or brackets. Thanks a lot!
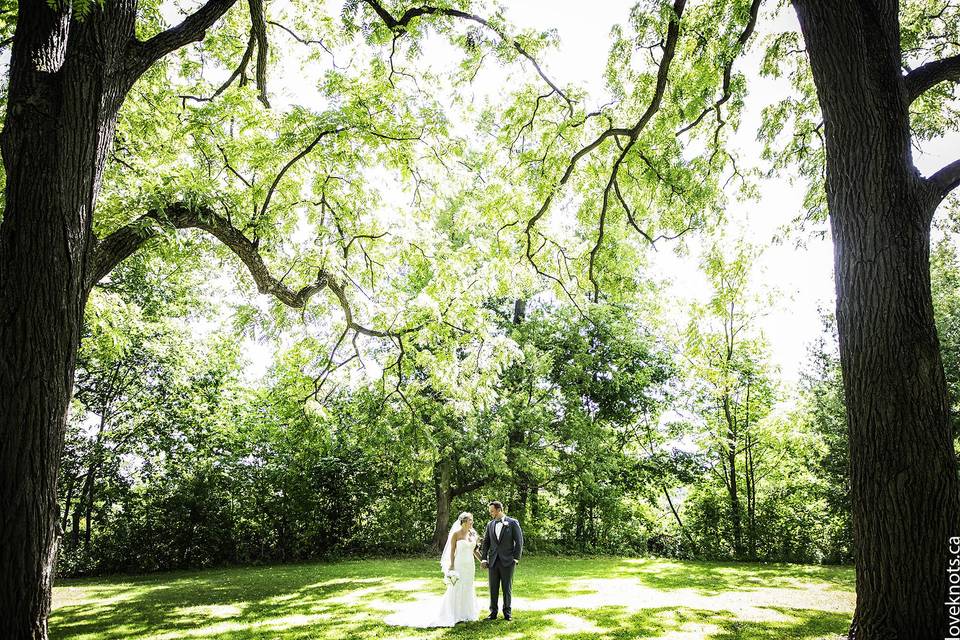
431,606,850,640
495,557,853,599
709,606,851,639
615,558,854,596
50,557,853,640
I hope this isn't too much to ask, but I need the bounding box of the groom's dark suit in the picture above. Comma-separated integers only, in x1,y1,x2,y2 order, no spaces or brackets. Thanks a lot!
480,515,523,617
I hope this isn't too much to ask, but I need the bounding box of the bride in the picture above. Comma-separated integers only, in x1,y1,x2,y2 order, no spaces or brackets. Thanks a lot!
385,512,480,628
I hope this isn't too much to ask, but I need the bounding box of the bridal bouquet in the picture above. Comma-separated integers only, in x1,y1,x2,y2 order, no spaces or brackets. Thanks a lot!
443,569,460,587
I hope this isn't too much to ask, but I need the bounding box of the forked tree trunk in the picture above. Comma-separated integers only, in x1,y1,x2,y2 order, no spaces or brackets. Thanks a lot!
0,2,137,637
794,3,960,637
0,0,236,632
721,397,743,557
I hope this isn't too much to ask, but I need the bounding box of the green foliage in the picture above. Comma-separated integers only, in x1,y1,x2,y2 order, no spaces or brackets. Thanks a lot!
901,0,960,142
932,237,960,430
796,310,851,564
758,27,826,235
670,239,846,563
61,225,858,573
492,301,677,553
46,0,886,579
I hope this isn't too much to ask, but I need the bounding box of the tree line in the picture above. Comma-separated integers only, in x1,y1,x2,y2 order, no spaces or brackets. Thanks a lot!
61,230,960,576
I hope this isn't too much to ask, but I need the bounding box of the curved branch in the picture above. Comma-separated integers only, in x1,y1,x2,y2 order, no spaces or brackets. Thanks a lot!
362,0,574,115
140,0,269,105
588,137,637,301
930,156,960,198
90,204,323,306
905,53,960,103
525,0,686,288
524,127,633,251
676,0,762,136
268,19,338,65
181,30,256,104
89,204,419,340
260,126,350,220
451,475,494,498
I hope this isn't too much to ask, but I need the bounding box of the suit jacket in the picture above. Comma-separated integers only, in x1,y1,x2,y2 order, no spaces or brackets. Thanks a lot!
480,516,523,567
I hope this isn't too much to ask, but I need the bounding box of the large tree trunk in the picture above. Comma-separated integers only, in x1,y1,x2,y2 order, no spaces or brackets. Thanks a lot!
0,2,136,637
793,3,960,637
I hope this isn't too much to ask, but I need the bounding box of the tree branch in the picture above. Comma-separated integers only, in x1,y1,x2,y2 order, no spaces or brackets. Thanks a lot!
132,0,238,73
175,0,270,106
930,156,960,197
260,126,350,221
268,19,338,65
905,53,960,103
451,475,495,498
524,0,686,294
89,204,321,306
248,0,270,107
180,30,256,104
89,204,419,339
676,0,762,136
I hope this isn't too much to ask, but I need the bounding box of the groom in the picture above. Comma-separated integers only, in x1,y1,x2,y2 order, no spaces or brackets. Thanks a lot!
479,500,523,621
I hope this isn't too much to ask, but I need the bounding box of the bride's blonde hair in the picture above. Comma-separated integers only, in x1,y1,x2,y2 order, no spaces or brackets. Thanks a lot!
458,512,473,525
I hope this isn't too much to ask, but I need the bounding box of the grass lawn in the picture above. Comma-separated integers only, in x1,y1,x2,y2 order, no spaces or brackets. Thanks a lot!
51,556,854,639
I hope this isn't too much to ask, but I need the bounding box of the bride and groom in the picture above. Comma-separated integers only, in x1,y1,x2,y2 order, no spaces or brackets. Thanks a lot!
385,500,524,628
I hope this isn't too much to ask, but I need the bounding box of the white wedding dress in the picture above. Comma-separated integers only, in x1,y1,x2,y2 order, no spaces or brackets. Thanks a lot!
385,532,480,628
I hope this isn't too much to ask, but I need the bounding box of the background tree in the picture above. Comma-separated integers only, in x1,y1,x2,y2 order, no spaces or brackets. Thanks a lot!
931,235,960,435
682,241,777,559
797,310,852,564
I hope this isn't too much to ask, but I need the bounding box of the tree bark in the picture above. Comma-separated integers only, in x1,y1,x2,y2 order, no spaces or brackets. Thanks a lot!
0,1,181,635
793,3,960,637
0,2,137,636
431,456,492,550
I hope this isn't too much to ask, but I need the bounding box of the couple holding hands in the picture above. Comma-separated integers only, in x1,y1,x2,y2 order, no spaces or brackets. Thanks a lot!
385,500,524,628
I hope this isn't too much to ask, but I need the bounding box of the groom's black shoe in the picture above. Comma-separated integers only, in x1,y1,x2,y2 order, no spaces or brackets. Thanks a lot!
485,613,498,620
503,614,512,621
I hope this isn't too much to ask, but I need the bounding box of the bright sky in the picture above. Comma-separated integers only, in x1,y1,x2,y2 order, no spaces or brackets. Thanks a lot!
235,1,959,395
